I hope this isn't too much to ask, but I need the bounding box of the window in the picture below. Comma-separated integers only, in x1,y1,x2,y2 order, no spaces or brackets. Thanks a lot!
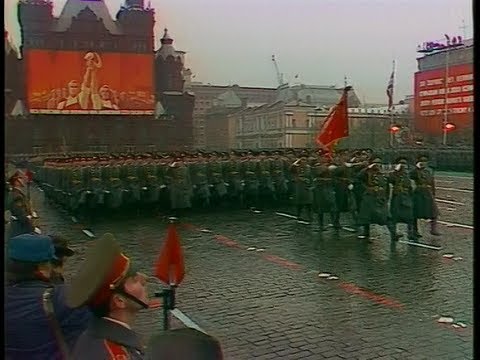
33,146,43,155
148,145,156,152
306,119,310,128
292,119,296,127
125,145,136,153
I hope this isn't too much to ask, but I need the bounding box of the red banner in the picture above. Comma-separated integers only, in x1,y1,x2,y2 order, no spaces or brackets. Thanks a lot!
414,63,473,134
25,50,155,115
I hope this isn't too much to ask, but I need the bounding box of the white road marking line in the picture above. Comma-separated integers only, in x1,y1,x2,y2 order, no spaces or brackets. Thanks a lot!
275,212,298,219
435,198,465,206
437,221,473,230
436,187,473,193
171,309,207,334
82,229,95,238
399,241,442,250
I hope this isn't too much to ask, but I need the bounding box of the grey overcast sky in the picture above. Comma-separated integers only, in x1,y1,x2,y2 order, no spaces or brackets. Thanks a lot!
4,0,473,103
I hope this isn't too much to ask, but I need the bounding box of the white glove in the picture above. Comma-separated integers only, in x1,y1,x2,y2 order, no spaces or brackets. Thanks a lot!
348,184,354,190
328,165,337,171
395,164,402,171
345,162,353,168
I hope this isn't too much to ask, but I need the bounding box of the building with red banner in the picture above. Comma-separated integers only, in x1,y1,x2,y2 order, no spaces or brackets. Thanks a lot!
5,0,195,155
413,37,473,145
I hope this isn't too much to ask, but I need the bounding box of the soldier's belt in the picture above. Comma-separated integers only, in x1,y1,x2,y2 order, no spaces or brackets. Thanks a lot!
367,186,384,192
417,185,432,188
147,175,158,180
229,171,239,175
127,176,138,180
72,180,81,185
274,170,282,174
91,178,101,182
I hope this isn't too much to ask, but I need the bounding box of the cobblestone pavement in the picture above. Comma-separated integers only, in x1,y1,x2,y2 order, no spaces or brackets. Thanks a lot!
32,175,473,360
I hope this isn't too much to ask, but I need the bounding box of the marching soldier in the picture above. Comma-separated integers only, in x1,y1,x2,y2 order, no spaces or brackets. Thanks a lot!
190,152,211,208
312,152,337,230
104,155,124,211
290,151,313,223
271,150,288,204
68,234,148,359
410,155,441,237
241,151,260,209
166,154,193,216
388,157,416,240
207,152,228,206
224,151,244,207
258,151,276,207
355,156,400,241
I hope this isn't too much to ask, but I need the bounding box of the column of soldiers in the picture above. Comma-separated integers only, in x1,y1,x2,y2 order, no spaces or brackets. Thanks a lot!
31,149,440,242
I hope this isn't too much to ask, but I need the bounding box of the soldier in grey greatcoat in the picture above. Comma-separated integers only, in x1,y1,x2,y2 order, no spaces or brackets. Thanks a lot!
166,154,193,215
409,155,441,238
290,152,313,223
388,157,416,240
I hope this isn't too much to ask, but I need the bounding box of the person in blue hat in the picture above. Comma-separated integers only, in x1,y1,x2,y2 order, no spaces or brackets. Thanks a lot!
5,234,91,359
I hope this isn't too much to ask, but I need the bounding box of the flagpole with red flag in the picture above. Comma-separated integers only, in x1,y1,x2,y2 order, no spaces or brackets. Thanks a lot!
315,86,352,154
154,217,185,330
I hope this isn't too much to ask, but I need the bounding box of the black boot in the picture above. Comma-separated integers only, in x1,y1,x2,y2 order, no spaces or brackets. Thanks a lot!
358,225,370,239
318,213,325,231
332,212,341,229
388,223,401,242
407,222,418,241
306,205,312,223
413,219,422,238
296,205,302,220
430,218,441,236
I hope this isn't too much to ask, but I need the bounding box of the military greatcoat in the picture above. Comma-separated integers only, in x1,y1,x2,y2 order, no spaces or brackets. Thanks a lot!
409,167,439,219
312,164,337,213
388,169,414,223
356,167,390,226
291,162,313,206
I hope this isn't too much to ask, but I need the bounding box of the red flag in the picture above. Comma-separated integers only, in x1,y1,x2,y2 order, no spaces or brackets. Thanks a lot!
155,224,185,286
316,86,351,150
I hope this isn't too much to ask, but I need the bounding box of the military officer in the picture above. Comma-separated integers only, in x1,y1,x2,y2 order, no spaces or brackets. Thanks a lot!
166,154,193,216
355,156,400,241
190,152,211,208
223,151,244,207
290,151,313,223
388,157,415,240
271,150,288,204
312,151,337,230
241,151,260,209
410,155,441,237
68,234,148,359
206,152,228,206
258,151,276,207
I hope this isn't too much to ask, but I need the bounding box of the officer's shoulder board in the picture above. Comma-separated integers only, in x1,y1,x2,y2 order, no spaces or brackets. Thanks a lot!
104,340,129,360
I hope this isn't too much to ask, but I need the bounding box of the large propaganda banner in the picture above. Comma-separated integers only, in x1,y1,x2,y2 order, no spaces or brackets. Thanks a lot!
25,50,155,115
414,63,473,134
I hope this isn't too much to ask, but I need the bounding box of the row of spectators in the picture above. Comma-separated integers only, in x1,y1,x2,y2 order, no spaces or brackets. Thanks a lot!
5,232,224,359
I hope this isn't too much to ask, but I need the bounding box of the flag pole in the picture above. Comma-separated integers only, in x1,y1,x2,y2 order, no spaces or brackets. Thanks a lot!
389,60,396,148
154,216,179,331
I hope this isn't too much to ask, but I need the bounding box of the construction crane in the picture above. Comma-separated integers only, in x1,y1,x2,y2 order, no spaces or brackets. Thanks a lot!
271,55,285,86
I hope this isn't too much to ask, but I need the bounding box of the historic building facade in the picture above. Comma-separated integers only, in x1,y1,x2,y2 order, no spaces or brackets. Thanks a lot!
203,101,412,151
5,0,195,155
